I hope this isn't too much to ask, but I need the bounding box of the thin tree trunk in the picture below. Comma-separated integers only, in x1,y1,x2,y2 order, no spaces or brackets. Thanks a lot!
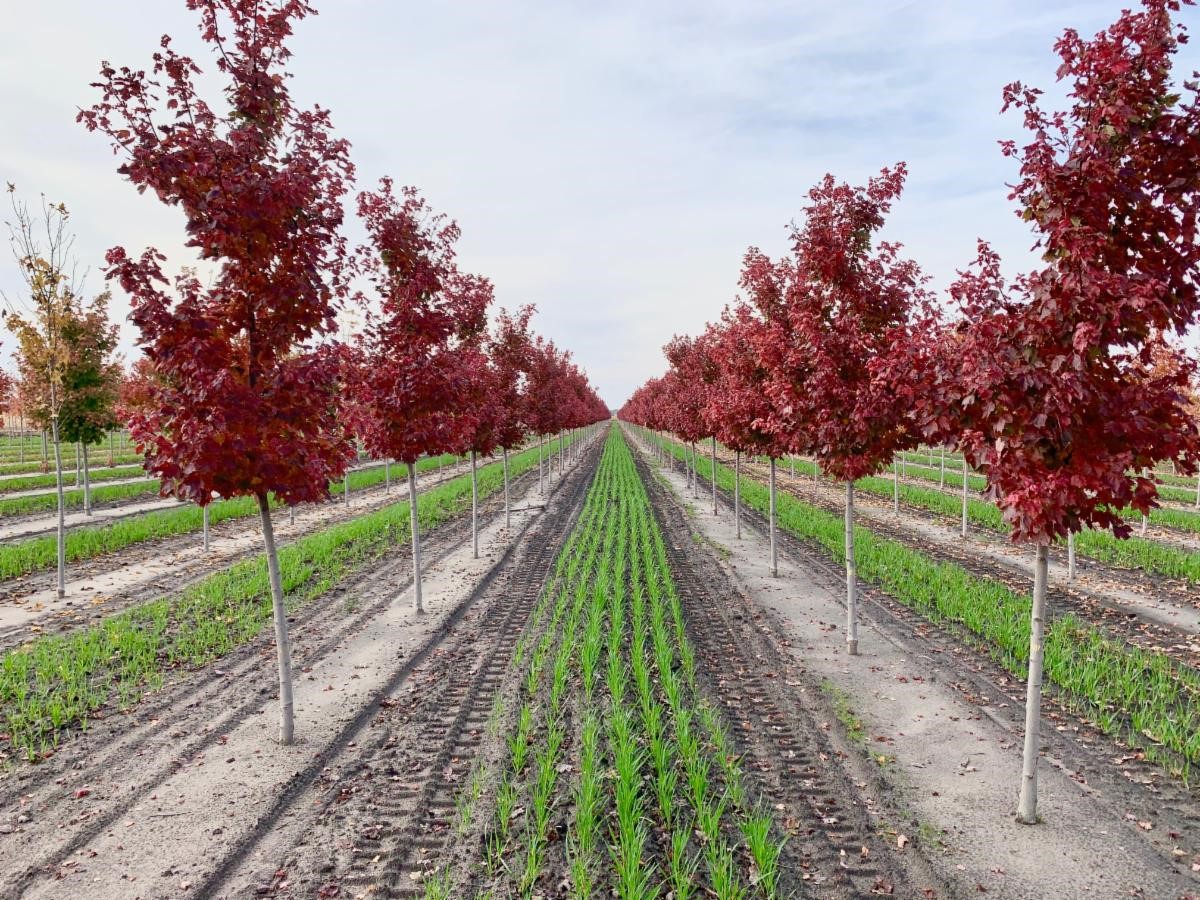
408,462,423,613
344,470,350,506
790,456,794,477
939,446,946,488
41,429,48,474
710,436,717,516
503,446,511,528
539,434,545,495
471,450,479,559
203,503,210,552
893,459,900,514
961,459,969,539
559,431,564,475
1016,543,1050,824
82,443,91,516
735,450,741,540
51,418,65,599
75,442,81,487
108,430,114,466
385,459,390,494
845,481,859,656
1195,473,1200,509
1067,531,1076,581
1141,514,1148,536
769,458,778,577
257,492,295,745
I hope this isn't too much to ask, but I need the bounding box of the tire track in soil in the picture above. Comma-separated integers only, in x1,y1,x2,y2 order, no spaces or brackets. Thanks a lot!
0,448,594,899
708,449,1200,672
641,438,1200,876
216,439,601,900
633,445,933,899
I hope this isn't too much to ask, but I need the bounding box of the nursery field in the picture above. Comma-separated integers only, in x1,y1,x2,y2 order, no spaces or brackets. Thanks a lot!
3,423,1196,899
4,0,1200,898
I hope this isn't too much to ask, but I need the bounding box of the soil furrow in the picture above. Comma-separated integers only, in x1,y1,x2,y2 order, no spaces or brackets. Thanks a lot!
635,442,939,898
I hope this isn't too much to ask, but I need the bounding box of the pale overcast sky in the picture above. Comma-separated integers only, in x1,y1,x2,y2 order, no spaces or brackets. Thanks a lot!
2,1,1197,406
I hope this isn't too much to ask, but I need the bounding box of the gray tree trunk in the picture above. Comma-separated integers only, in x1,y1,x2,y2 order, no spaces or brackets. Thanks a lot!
961,459,969,539
503,447,511,528
41,429,48,473
1016,543,1050,824
710,436,717,516
1195,473,1199,509
203,503,210,552
108,430,114,466
790,456,794,477
344,471,350,506
845,481,859,656
408,462,423,613
1141,514,1148,536
74,442,81,486
940,446,946,488
82,443,91,516
893,459,900,514
1067,531,1076,581
51,418,66,599
470,450,479,559
735,450,741,540
769,458,778,577
257,493,295,745
385,459,390,494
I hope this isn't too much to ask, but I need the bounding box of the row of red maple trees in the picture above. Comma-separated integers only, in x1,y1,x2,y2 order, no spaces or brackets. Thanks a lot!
73,0,607,744
620,0,1200,825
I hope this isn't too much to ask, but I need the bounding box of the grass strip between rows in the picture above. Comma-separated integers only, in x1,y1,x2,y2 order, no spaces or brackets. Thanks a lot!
748,451,1200,583
0,464,148,495
0,455,461,580
0,440,567,762
646,429,1200,777
0,452,144,477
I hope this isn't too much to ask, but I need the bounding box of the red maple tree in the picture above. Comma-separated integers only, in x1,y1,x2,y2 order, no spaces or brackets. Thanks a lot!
346,179,490,612
488,306,536,526
913,0,1200,823
80,0,355,744
765,165,931,655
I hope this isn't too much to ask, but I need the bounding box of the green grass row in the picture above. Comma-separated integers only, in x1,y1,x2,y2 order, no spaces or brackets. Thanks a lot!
0,440,561,761
0,455,459,581
748,451,1200,584
0,451,143,476
0,463,148,495
892,455,1200,518
645,428,1200,775
0,477,161,518
471,428,788,898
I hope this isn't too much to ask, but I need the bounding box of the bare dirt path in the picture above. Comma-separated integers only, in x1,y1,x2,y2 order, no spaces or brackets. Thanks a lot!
631,429,1200,899
0,435,603,900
